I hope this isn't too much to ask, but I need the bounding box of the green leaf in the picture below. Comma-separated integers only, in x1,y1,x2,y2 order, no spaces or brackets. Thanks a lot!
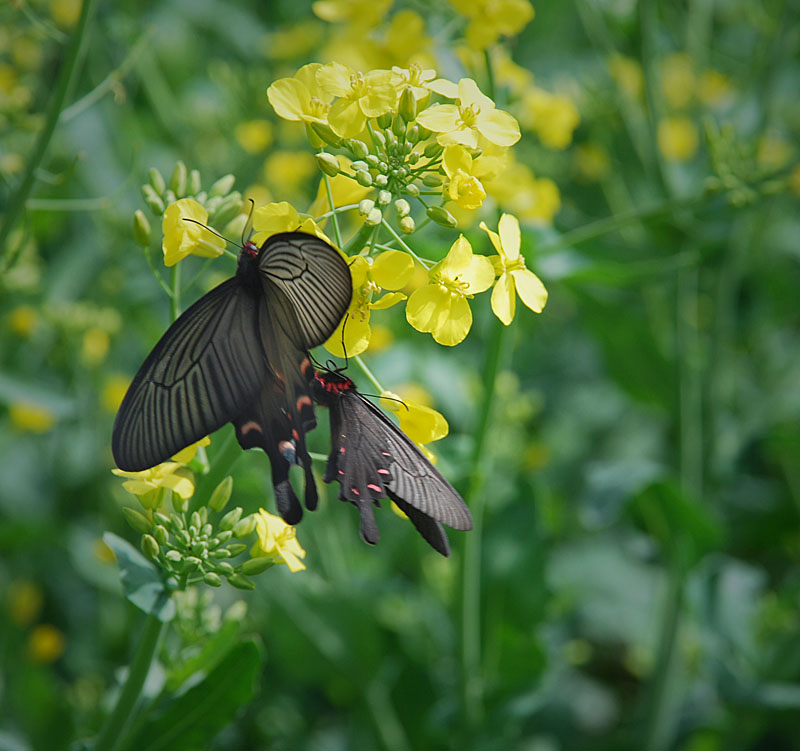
103,532,175,622
125,638,263,751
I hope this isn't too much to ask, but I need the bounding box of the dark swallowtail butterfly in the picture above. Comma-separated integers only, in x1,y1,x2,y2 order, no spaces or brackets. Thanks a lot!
112,231,352,524
312,368,473,556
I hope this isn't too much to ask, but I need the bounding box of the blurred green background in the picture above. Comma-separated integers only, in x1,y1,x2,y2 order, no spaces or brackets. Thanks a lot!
2,0,800,749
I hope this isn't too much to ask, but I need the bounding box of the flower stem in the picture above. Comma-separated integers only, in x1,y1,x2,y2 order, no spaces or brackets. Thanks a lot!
460,315,510,732
93,612,167,751
169,263,181,321
0,0,96,265
322,172,343,248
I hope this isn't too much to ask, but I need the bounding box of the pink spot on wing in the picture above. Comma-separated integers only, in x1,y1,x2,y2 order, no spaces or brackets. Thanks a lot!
367,483,381,492
339,447,346,454
351,487,360,496
239,421,262,435
377,468,390,475
381,451,391,457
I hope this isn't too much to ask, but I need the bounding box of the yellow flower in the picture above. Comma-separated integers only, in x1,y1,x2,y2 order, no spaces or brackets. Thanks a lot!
574,143,611,182
267,63,333,126
252,508,307,572
8,305,39,337
449,0,535,50
171,436,211,464
313,0,392,29
50,0,82,27
483,157,561,224
789,164,800,199
28,624,66,664
316,63,397,138
517,87,580,150
480,214,548,325
370,10,435,70
9,402,55,433
261,21,323,61
162,199,226,267
380,392,449,445
235,119,273,153
81,327,110,367
442,144,487,210
697,69,733,108
262,150,317,195
491,46,533,97
308,156,373,219
660,52,695,110
608,54,643,100
417,78,520,148
406,235,494,346
251,201,332,245
112,462,195,509
325,252,413,357
391,63,436,104
101,375,130,413
657,116,699,162
757,133,792,170
7,580,43,626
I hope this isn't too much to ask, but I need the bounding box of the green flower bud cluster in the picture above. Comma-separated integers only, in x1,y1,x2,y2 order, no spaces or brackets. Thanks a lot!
122,476,265,591
134,161,243,246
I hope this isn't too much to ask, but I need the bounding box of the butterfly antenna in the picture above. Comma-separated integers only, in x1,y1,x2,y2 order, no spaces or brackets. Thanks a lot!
182,218,239,249
360,392,410,411
242,199,256,244
340,313,350,370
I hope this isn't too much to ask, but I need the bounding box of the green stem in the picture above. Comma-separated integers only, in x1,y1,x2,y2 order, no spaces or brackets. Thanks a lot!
354,355,384,393
94,612,167,751
169,263,181,321
314,203,361,222
0,0,96,262
460,316,510,732
379,218,430,268
322,172,343,248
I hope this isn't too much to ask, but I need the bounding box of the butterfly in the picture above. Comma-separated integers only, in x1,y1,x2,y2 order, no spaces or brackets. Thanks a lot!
312,367,473,556
112,231,353,524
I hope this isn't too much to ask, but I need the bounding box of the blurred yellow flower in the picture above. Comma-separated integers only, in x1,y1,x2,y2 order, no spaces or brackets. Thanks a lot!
491,46,533,97
112,462,195,508
367,323,394,352
252,508,307,572
418,78,521,148
608,54,643,100
28,624,66,664
50,0,82,27
697,69,733,108
81,327,110,367
380,392,449,445
449,0,535,50
369,10,434,69
325,252,413,357
391,63,437,104
8,305,39,337
480,214,548,325
484,158,561,224
0,152,24,174
406,235,494,346
101,375,130,413
172,436,211,464
657,116,699,162
251,201,331,245
7,580,43,626
660,52,695,110
316,63,397,138
313,0,392,29
243,183,273,208
9,402,56,433
574,143,611,181
162,199,225,267
263,150,317,194
11,37,44,71
235,119,273,153
267,63,332,126
757,133,792,170
518,87,580,150
261,21,323,60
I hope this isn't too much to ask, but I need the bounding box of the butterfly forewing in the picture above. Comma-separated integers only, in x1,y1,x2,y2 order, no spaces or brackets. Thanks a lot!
258,232,352,348
112,278,266,471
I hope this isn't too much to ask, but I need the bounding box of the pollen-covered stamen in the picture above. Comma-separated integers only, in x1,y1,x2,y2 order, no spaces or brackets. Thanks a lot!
459,103,481,127
349,71,366,96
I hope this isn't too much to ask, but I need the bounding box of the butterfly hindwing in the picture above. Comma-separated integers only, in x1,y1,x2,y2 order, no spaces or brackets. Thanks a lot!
112,278,266,471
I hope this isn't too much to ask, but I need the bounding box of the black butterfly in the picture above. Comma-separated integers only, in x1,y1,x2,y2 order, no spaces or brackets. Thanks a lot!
312,368,473,556
112,231,353,524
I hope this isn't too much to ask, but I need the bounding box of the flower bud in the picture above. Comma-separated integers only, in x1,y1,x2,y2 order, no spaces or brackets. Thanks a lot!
416,124,432,140
173,493,189,513
310,122,342,147
201,523,213,538
377,190,392,206
426,205,458,228
142,185,165,215
373,131,386,149
423,141,443,159
408,152,420,166
154,511,170,526
191,541,208,557
399,216,416,234
404,183,420,197
184,556,202,570
208,476,233,513
209,173,236,198
240,557,276,575
316,151,341,177
365,154,380,168
191,511,202,530
209,192,243,228
153,525,169,545
169,512,184,529
347,139,369,159
376,112,392,129
197,506,209,524
227,543,248,557
392,115,406,138
219,506,243,531
216,561,235,575
375,174,388,187
132,210,152,246
189,169,202,196
358,199,376,216
166,550,182,563
228,574,256,590
232,515,257,538
406,124,420,144
213,530,233,546
351,160,368,172
194,190,207,204
422,173,443,187
305,122,325,149
394,199,411,217
365,207,383,226
123,507,152,535
211,548,231,558
355,171,374,188
148,168,166,195
169,161,188,197
398,88,417,123
203,572,223,587
141,534,160,561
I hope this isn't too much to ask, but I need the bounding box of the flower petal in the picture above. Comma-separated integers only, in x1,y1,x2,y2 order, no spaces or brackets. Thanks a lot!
456,78,495,110
439,234,473,279
267,78,310,121
476,108,521,147
433,294,472,346
462,254,495,294
315,62,354,98
325,313,371,357
498,213,521,260
511,269,548,313
406,284,450,334
328,97,366,138
426,78,459,99
416,104,461,133
491,272,516,325
442,144,473,178
371,250,414,289
370,291,406,310
479,220,503,256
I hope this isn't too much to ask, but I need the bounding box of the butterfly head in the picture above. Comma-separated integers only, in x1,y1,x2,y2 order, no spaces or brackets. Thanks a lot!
314,369,354,396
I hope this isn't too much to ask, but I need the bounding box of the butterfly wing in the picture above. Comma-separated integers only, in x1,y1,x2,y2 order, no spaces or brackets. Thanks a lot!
257,232,352,349
112,279,267,471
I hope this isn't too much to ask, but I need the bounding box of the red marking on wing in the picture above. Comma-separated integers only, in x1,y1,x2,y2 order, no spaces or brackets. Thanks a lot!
301,357,312,376
296,395,312,410
351,487,360,496
239,420,262,435
377,468,390,475
339,447,346,454
381,451,391,457
367,483,381,493
292,429,299,440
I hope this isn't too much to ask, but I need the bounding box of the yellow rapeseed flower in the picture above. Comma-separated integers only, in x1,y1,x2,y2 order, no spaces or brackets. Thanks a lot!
449,0,535,50
101,375,130,413
316,63,397,138
7,580,43,626
483,157,561,224
50,0,82,27
441,144,490,210
660,52,695,110
391,63,436,105
380,392,449,445
161,199,226,267
480,214,548,325
8,305,39,337
251,201,331,245
417,78,520,149
112,462,195,509
518,87,580,150
325,252,413,357
313,0,392,29
574,143,612,182
252,508,307,572
81,327,110,367
608,54,643,100
28,624,66,664
263,150,317,195
9,402,56,433
406,235,494,346
267,63,333,126
235,119,274,153
171,436,211,464
697,69,733,108
657,116,699,162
